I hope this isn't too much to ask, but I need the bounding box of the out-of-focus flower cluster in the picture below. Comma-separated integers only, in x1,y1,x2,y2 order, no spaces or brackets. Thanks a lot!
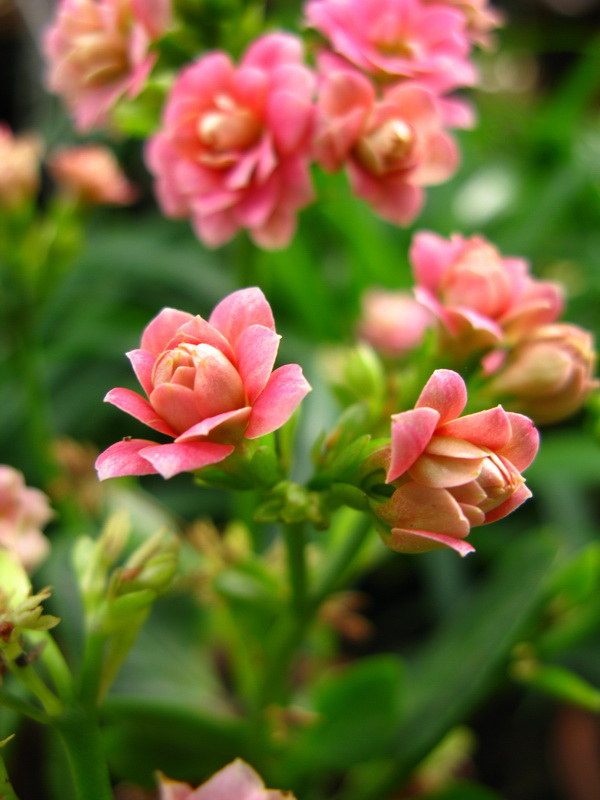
42,0,502,249
358,231,598,426
0,466,52,573
158,758,294,800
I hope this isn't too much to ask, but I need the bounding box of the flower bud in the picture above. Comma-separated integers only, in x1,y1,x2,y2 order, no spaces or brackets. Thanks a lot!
48,145,137,206
0,466,52,573
158,758,295,800
358,290,434,359
0,126,42,210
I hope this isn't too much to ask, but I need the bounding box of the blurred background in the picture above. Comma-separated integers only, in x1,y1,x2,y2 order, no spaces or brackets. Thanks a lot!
1,1,600,799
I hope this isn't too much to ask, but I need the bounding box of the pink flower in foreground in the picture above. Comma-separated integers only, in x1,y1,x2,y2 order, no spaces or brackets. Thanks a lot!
358,289,433,357
0,125,43,210
0,466,52,572
411,232,564,353
484,323,598,425
146,33,315,249
43,0,171,131
370,369,538,556
315,70,459,225
423,0,503,47
96,288,311,480
48,145,137,205
159,758,294,800
305,0,476,94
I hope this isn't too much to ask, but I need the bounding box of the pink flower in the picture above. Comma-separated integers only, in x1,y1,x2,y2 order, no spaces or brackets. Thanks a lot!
158,759,294,800
370,369,539,556
305,0,477,94
484,323,598,425
314,70,459,225
411,232,564,353
422,0,503,48
43,0,171,131
48,144,137,205
358,289,433,357
95,288,311,480
0,466,52,572
145,33,315,249
0,125,43,210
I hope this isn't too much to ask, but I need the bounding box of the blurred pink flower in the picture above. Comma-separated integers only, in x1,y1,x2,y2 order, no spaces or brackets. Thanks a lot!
370,369,539,556
0,125,43,210
0,466,52,572
411,231,564,353
484,323,598,425
358,289,433,357
96,288,311,480
423,0,503,47
158,759,294,800
48,144,137,205
145,33,315,249
43,0,171,131
315,70,458,225
305,0,476,94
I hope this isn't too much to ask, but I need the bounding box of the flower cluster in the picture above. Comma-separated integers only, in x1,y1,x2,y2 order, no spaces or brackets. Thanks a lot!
0,125,43,210
0,466,52,573
158,759,294,800
359,231,597,424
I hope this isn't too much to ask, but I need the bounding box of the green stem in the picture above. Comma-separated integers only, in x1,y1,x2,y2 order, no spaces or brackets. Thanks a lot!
29,631,74,703
0,690,50,725
282,522,308,617
53,706,113,800
311,514,373,608
78,630,107,710
0,753,20,800
8,664,62,718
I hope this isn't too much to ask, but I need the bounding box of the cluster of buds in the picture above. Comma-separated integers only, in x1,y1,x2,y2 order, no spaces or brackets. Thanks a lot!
0,466,53,573
358,231,598,425
42,0,502,249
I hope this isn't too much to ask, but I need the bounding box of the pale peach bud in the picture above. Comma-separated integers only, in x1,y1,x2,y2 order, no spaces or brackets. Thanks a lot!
48,145,137,205
0,466,52,573
0,125,42,210
485,323,598,425
359,289,434,357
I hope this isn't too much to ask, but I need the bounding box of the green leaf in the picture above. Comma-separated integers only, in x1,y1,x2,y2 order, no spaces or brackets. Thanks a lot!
420,781,505,800
512,661,600,713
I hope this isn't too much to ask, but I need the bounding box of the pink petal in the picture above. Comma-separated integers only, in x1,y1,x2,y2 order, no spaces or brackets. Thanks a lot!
193,759,267,800
104,387,177,436
438,406,512,451
408,453,484,489
193,210,240,249
176,407,252,442
377,482,471,538
250,208,298,250
126,349,156,397
245,363,311,439
150,383,201,434
416,369,467,424
388,528,476,557
387,407,440,483
242,32,304,72
483,483,532,525
174,316,235,362
141,308,195,355
209,287,275,346
235,325,281,403
410,231,456,293
95,439,160,480
497,413,540,472
139,441,234,479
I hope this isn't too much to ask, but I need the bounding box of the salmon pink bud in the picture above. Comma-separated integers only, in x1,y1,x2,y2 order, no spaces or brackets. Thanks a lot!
411,231,564,354
315,71,459,226
95,288,311,480
0,125,42,210
358,289,433,357
484,323,598,425
370,369,539,556
43,0,171,131
158,758,295,800
305,0,477,94
0,466,52,573
48,145,137,205
145,33,315,249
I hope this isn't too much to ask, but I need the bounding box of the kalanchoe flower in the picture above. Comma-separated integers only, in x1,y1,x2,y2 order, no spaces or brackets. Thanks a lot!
483,323,599,425
315,70,459,225
411,231,564,354
422,0,503,48
358,288,434,357
305,0,477,94
43,0,171,131
95,288,311,479
0,466,52,573
369,369,539,556
0,125,42,210
146,33,315,249
158,758,294,800
48,145,138,205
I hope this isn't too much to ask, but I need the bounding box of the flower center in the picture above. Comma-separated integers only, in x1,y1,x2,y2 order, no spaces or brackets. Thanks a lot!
354,119,415,176
198,95,262,165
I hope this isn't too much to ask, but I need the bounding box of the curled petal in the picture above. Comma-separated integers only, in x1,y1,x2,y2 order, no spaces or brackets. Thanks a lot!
387,407,440,483
236,325,281,404
483,483,533,525
376,482,471,539
498,413,540,472
408,453,484,488
176,407,252,443
126,349,156,396
141,308,194,355
439,405,512,451
387,528,476,557
140,442,234,479
246,364,311,439
416,369,467,424
95,439,160,480
104,387,176,437
209,287,275,346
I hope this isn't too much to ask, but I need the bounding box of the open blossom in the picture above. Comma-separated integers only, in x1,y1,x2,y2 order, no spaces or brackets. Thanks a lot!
423,0,503,47
369,369,539,556
0,466,52,572
43,0,171,131
315,70,459,225
484,323,598,425
96,288,311,480
158,759,294,800
146,33,315,249
411,232,564,352
0,125,42,210
358,289,433,357
48,144,137,205
305,0,477,94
